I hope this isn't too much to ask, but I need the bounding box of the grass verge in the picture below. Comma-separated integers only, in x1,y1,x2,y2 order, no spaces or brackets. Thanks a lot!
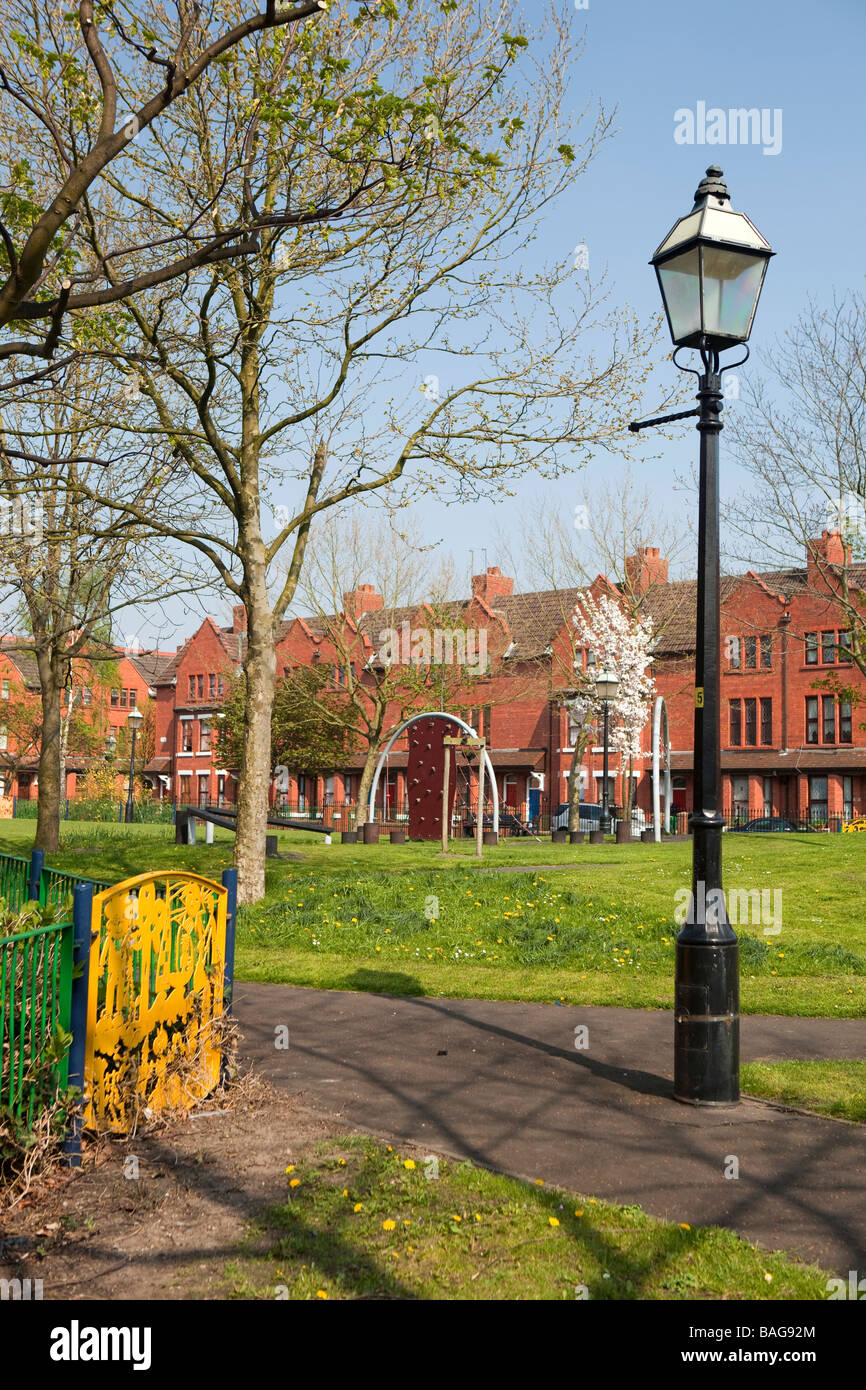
223,1135,832,1300
741,1060,866,1123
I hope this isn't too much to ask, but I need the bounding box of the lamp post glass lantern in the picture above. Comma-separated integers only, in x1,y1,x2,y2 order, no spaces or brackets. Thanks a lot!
652,165,773,352
646,167,773,1107
124,707,143,824
595,667,619,835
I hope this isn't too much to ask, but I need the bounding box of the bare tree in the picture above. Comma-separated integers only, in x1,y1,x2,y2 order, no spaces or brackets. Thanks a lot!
76,4,669,900
0,356,175,848
725,290,866,672
0,0,338,365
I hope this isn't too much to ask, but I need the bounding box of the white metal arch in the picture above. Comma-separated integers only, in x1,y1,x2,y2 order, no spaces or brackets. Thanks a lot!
368,711,499,833
651,695,672,842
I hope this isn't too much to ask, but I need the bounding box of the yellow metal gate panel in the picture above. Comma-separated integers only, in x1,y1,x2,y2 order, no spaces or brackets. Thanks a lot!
84,871,227,1131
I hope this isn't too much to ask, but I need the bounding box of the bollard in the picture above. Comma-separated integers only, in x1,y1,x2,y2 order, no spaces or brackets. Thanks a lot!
569,830,585,844
265,834,279,858
389,830,406,844
62,883,93,1168
341,830,358,844
482,830,498,846
362,822,379,844
28,847,44,902
616,823,632,843
589,829,604,845
551,829,568,844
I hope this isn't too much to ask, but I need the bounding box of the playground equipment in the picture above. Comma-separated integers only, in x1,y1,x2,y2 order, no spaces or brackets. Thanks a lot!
368,711,500,845
651,696,673,843
175,804,333,850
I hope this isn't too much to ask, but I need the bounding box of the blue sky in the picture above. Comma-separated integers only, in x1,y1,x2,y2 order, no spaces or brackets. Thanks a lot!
136,0,866,647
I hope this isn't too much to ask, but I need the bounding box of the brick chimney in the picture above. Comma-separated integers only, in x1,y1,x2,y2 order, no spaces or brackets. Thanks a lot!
232,605,247,634
807,529,851,577
343,583,383,621
471,566,514,605
624,546,669,595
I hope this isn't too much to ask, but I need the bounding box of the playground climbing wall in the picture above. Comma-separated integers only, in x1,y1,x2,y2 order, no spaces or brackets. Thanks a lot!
407,717,459,840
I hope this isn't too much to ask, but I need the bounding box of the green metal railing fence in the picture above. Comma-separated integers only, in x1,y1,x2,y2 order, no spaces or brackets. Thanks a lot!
0,849,110,1125
0,916,74,1124
38,865,112,911
0,852,30,910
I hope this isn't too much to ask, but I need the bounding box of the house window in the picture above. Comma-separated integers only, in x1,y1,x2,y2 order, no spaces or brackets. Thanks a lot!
844,775,854,821
83,686,92,706
805,632,818,665
805,696,819,744
197,674,204,698
200,721,211,753
0,726,6,751
128,689,136,708
840,702,852,744
760,697,772,746
760,634,772,668
822,695,836,743
198,773,209,807
188,675,196,699
111,689,119,707
763,777,773,817
119,688,128,708
728,636,741,669
744,636,757,669
744,697,757,746
729,699,742,746
209,673,216,698
839,631,853,663
821,630,836,664
218,676,225,697
1,679,8,699
809,775,828,823
181,723,193,753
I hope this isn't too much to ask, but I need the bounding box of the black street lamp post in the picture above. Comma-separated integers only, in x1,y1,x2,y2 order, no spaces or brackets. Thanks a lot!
595,667,619,835
124,707,143,824
631,167,774,1105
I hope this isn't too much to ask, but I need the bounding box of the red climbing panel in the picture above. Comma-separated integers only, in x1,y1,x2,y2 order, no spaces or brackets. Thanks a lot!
407,717,460,840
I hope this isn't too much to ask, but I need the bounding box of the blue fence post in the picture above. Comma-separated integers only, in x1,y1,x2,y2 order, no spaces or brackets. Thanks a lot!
220,868,238,1086
62,882,94,1168
28,847,44,902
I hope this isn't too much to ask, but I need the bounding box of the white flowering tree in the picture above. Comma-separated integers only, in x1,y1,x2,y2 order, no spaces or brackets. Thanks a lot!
572,593,655,822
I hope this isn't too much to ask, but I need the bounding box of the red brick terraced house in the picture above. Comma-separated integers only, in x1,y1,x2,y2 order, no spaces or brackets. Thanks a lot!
138,529,866,830
0,643,175,804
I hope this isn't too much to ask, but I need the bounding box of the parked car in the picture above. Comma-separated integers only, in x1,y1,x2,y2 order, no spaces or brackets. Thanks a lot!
463,809,528,836
728,816,813,833
552,803,647,834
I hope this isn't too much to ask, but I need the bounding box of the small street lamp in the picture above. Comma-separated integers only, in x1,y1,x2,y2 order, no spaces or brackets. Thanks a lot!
124,707,143,824
104,732,117,763
631,167,773,1106
595,667,619,835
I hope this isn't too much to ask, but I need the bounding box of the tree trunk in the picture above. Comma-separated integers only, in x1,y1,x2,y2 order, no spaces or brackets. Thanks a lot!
233,568,277,905
566,742,584,832
34,651,63,852
354,705,387,830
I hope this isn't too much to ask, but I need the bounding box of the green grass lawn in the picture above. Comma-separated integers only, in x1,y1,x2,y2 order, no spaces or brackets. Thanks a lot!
3,820,863,1017
741,1060,866,1122
223,1135,832,1300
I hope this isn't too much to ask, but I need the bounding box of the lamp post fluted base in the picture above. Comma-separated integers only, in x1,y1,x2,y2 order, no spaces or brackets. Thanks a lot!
674,938,740,1106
